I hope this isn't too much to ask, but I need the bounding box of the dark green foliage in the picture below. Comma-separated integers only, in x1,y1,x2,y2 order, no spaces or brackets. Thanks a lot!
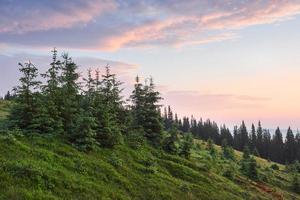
126,129,146,149
270,164,279,170
292,174,300,194
163,126,180,154
285,127,296,164
130,76,163,146
222,139,235,161
39,48,64,134
69,109,97,152
207,138,217,158
9,62,41,131
241,146,258,180
179,133,194,159
223,164,237,180
60,53,80,134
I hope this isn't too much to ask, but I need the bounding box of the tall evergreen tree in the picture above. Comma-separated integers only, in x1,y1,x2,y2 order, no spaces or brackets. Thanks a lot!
95,65,123,147
10,61,41,131
250,124,256,152
256,121,263,157
285,127,296,163
38,48,64,134
60,53,80,135
142,77,163,146
238,121,249,151
271,127,284,163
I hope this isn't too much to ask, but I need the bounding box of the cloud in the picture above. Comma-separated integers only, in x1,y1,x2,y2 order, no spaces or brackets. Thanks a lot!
1,0,300,50
0,52,138,95
0,0,116,33
163,90,271,112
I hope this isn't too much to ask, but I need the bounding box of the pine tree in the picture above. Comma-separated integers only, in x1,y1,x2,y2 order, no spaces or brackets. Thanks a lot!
256,121,263,157
262,129,271,159
271,127,284,163
130,76,146,131
180,133,193,159
221,139,235,160
4,91,11,100
207,138,217,158
38,48,64,134
285,127,296,163
241,146,258,180
70,108,97,151
10,61,41,131
163,126,179,154
238,121,249,151
60,53,80,135
95,65,123,148
250,124,256,152
131,77,163,146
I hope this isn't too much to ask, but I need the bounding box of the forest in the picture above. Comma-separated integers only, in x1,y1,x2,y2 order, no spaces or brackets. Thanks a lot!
1,49,300,199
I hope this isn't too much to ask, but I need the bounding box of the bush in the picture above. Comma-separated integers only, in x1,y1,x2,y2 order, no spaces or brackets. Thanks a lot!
292,174,300,193
223,165,236,180
270,164,279,170
126,129,146,149
179,183,190,193
108,153,123,168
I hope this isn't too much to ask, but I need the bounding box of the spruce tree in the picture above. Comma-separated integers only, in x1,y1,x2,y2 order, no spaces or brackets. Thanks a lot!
38,48,64,134
271,127,284,163
60,53,80,135
285,127,296,163
221,139,235,160
70,108,97,151
238,121,249,151
256,121,263,157
163,126,179,154
250,124,256,152
10,61,41,131
95,66,123,148
180,133,194,159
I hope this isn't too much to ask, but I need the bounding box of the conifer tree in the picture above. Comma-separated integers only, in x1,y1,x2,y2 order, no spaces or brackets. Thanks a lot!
285,127,296,163
10,61,41,131
256,121,263,157
271,127,284,163
142,77,163,146
130,76,146,131
250,124,256,152
95,66,123,147
38,48,64,134
221,139,235,160
180,133,193,159
60,53,80,134
163,126,179,154
70,108,97,151
238,121,248,151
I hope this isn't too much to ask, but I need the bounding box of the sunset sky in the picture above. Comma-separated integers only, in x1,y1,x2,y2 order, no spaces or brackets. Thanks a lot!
1,0,300,130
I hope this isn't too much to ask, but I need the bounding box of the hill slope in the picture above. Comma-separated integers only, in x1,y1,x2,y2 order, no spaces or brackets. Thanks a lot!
0,100,299,200
0,133,299,200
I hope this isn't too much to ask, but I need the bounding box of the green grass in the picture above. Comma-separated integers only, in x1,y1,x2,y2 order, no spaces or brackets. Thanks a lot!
0,100,299,200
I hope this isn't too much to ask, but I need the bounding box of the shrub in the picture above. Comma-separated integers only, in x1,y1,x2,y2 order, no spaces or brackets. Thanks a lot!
126,129,146,149
108,153,123,168
270,164,279,170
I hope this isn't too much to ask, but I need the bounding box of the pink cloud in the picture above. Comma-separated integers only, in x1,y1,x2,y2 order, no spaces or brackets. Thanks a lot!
95,0,300,50
0,0,116,33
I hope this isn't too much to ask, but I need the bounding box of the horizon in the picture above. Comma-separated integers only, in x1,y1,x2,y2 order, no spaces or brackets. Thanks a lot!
1,1,300,131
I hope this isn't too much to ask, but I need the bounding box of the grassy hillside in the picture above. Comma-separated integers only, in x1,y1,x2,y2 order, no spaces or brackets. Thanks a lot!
0,101,299,200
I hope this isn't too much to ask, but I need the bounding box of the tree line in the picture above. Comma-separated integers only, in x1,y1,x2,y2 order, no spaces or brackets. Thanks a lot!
3,49,193,158
163,106,300,164
2,49,300,165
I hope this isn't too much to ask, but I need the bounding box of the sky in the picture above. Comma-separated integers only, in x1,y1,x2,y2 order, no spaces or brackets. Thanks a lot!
1,0,300,130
